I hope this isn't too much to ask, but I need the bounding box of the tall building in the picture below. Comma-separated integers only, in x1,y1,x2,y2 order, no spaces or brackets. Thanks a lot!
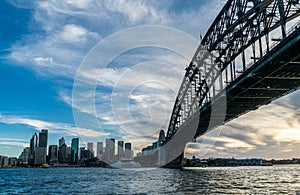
19,147,30,166
97,142,103,160
87,142,94,159
71,138,79,164
29,132,38,165
35,129,48,165
39,129,48,147
105,138,115,163
117,141,124,161
125,142,132,159
80,147,88,159
30,133,38,157
58,143,68,163
59,137,65,148
48,145,58,164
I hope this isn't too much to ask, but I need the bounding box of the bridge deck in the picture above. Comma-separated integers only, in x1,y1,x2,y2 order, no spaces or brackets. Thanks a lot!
196,28,300,137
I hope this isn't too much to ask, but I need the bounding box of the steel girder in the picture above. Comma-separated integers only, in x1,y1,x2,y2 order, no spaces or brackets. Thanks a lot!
165,0,300,142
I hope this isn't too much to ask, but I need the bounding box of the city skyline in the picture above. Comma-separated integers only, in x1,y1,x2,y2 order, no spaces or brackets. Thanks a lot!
0,0,299,160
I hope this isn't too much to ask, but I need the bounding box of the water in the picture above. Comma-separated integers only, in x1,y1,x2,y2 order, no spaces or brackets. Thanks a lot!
1,165,300,194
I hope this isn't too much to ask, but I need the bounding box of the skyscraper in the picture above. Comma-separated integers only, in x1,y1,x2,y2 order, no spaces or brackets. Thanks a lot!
35,129,48,165
105,138,115,163
58,143,68,163
117,141,124,161
30,133,38,156
125,142,132,159
29,132,38,165
87,142,94,159
71,138,79,164
59,137,65,148
97,142,103,160
39,129,48,147
48,145,58,164
19,147,30,166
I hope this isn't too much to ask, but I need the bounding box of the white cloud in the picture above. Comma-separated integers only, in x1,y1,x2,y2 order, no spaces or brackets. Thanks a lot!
60,24,99,43
0,114,108,138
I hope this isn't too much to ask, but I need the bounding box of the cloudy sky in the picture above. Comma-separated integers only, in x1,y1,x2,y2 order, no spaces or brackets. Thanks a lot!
0,0,299,159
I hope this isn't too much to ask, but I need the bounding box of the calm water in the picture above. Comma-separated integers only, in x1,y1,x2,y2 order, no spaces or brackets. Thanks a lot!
1,165,300,194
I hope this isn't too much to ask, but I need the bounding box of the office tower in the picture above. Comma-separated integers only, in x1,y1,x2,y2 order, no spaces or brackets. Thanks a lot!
35,129,48,165
48,145,58,164
29,132,38,165
97,142,103,160
125,143,132,159
80,147,88,159
39,129,48,147
58,143,68,163
19,147,30,165
30,133,38,157
87,142,94,159
71,138,79,164
105,138,115,163
117,141,124,161
59,137,65,148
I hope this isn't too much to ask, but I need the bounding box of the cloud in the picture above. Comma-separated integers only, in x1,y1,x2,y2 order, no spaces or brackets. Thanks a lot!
0,113,108,138
185,93,300,158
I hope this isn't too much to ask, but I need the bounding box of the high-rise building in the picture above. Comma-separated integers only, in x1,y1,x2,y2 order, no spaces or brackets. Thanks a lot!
39,129,48,147
87,142,94,159
125,142,132,159
48,145,58,164
117,141,124,161
71,138,79,164
35,129,48,165
59,137,65,148
19,147,30,165
58,143,68,163
105,138,115,163
80,147,88,159
29,132,38,165
30,133,38,157
97,142,103,160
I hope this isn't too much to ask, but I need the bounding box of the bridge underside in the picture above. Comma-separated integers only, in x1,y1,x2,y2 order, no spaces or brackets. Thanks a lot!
195,30,300,137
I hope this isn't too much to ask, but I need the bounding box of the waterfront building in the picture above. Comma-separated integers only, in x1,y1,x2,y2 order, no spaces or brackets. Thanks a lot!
117,141,124,161
19,147,30,166
71,138,79,164
105,138,115,163
59,137,65,148
96,142,103,160
29,132,38,164
58,143,68,163
80,147,88,159
48,145,58,164
9,157,18,167
87,142,94,159
125,143,132,159
2,156,9,167
39,129,48,147
35,129,48,165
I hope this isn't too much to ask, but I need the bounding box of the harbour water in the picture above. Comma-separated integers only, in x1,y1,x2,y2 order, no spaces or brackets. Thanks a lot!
1,165,300,194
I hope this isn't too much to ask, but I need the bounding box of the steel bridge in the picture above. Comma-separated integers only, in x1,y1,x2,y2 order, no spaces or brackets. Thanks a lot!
136,0,300,167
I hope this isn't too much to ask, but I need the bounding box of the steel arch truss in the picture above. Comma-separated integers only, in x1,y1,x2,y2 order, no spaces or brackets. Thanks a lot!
165,0,300,142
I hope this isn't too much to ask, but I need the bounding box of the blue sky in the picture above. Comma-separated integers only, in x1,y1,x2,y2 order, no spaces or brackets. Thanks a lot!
0,0,299,159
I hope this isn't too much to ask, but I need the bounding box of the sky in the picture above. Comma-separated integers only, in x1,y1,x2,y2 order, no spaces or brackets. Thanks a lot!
0,0,299,159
